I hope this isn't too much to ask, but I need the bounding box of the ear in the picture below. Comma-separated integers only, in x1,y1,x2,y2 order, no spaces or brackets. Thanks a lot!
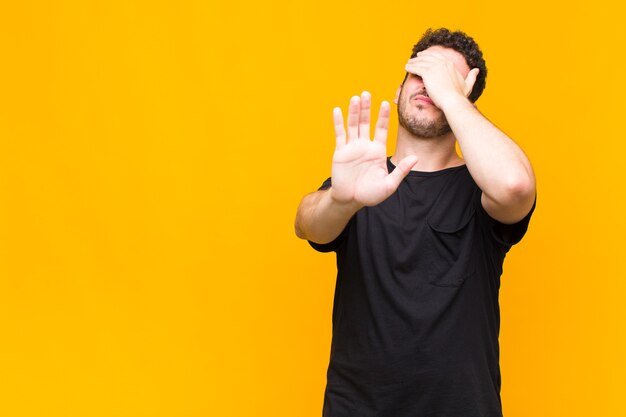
394,84,402,104
464,68,480,97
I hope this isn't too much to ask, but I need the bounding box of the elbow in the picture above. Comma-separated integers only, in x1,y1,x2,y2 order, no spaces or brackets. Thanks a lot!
501,173,536,205
294,221,307,240
294,208,309,240
482,168,536,224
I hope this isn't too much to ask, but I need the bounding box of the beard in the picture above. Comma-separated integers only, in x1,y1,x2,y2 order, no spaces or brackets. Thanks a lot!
397,88,451,138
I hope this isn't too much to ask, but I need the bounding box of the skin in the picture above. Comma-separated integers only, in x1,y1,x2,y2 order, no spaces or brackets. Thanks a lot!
295,45,536,244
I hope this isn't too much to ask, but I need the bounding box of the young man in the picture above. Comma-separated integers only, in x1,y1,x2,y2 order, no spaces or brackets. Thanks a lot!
295,28,536,417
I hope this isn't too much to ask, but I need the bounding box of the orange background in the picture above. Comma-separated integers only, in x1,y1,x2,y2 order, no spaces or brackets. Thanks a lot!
1,1,624,416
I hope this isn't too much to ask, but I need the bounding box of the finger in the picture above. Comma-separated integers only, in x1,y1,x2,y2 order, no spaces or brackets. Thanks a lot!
373,101,390,144
333,107,346,149
386,154,418,190
408,54,443,64
405,63,429,77
416,50,448,60
404,63,419,74
464,68,480,97
346,96,360,142
359,91,371,139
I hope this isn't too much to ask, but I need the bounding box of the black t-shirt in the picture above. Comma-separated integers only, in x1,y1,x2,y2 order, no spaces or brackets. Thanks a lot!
309,159,536,417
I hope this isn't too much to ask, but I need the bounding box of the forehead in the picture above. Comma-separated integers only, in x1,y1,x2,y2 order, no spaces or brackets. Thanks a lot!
424,45,470,75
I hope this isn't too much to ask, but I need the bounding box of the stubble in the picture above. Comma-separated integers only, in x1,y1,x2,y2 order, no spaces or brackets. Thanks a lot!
397,89,451,138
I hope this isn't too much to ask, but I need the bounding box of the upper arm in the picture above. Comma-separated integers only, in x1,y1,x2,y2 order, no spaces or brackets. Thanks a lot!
477,190,537,248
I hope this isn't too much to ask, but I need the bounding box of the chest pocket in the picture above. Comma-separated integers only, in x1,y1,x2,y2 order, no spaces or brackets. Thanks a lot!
424,170,479,287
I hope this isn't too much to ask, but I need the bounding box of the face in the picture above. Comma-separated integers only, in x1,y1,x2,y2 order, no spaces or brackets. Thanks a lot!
396,45,471,138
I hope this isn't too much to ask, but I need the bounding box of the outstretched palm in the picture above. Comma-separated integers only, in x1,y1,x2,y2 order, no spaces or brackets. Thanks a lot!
330,92,418,207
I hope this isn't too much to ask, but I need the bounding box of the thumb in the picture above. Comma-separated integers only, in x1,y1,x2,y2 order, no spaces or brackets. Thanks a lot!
386,155,418,191
464,68,479,97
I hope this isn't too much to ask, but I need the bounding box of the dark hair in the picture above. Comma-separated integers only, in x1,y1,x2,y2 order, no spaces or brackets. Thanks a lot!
404,28,487,102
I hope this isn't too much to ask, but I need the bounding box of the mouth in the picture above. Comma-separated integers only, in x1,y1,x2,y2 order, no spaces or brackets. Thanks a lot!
413,95,434,105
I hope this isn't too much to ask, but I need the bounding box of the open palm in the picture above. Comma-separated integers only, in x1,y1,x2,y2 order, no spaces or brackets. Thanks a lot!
330,92,418,207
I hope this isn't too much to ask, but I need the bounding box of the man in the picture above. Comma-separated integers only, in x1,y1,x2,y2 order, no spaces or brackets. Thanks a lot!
295,28,536,417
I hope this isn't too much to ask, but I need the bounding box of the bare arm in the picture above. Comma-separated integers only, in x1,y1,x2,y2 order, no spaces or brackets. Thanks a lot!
295,92,418,243
294,189,361,243
405,51,536,224
443,99,536,224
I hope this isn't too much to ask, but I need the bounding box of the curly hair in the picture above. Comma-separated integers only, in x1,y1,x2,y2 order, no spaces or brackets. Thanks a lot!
404,28,487,102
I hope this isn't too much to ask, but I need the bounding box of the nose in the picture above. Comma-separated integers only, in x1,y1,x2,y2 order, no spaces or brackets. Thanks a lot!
408,73,424,84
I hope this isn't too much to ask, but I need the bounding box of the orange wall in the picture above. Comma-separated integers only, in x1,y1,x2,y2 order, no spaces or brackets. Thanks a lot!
1,1,624,416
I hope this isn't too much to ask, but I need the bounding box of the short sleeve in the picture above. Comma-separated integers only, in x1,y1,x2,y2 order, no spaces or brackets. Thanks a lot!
476,192,537,248
317,177,332,191
307,177,350,253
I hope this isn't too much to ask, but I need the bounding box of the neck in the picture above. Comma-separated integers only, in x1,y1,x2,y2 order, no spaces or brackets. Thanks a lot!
391,126,465,172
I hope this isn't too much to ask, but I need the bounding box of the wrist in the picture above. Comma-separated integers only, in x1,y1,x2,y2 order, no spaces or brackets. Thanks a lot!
438,94,472,113
327,188,363,215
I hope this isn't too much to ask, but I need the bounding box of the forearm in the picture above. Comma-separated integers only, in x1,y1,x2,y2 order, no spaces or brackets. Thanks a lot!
443,97,536,206
294,189,362,244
